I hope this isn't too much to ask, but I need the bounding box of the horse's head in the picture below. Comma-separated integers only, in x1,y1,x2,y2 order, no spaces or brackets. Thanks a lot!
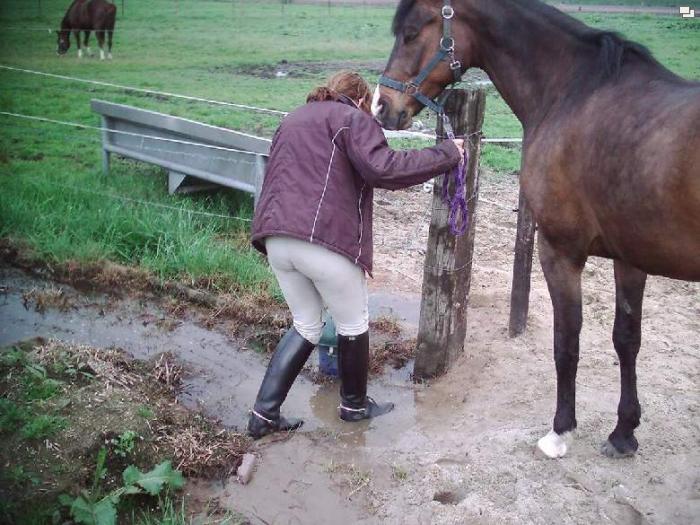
373,0,476,130
56,31,70,55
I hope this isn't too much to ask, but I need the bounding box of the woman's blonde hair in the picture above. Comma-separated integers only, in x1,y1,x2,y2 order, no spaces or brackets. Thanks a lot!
306,71,372,114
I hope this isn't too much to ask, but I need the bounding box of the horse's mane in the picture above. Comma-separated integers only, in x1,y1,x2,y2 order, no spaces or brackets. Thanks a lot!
392,0,417,35
518,0,667,82
392,0,675,84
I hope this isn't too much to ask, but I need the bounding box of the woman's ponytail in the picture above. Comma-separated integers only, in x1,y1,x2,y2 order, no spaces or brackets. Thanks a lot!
305,71,372,114
306,86,342,104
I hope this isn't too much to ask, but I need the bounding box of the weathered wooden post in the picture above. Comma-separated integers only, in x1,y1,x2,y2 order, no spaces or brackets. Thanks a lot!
508,187,536,337
414,88,486,380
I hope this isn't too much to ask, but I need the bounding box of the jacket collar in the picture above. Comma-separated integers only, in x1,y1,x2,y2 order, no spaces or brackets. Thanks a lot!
337,94,360,110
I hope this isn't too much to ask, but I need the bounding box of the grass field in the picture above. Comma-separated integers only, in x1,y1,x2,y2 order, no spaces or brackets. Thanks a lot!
554,0,680,5
0,0,698,290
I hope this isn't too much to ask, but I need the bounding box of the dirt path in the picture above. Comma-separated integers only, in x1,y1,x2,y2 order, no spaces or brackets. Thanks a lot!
366,170,699,524
1,170,698,524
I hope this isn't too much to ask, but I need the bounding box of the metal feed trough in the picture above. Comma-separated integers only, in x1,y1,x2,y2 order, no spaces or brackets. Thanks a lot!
91,99,271,202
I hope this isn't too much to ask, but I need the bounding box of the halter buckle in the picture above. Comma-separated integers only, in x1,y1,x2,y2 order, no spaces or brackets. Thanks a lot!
441,5,455,19
440,37,455,52
450,60,462,71
404,82,419,96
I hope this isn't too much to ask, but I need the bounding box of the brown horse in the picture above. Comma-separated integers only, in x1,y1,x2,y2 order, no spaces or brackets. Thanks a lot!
57,0,116,60
374,0,700,458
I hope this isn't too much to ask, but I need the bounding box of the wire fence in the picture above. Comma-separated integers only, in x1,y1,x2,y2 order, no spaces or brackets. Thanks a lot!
2,114,519,243
0,64,524,144
1,58,523,268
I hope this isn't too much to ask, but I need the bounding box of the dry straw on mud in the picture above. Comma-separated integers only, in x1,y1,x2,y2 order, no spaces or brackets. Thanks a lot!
21,286,73,313
30,340,250,479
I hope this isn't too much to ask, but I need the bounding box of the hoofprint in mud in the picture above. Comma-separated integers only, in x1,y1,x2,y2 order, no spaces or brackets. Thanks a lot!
2,169,698,524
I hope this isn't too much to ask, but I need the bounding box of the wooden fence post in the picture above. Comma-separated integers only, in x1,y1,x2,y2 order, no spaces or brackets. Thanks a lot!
508,186,536,337
414,88,486,380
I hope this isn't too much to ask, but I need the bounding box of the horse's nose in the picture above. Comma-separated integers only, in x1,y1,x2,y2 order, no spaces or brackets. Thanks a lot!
376,99,389,121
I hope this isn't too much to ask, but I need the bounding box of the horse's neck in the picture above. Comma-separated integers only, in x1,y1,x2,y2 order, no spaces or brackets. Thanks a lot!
465,0,591,131
62,0,84,27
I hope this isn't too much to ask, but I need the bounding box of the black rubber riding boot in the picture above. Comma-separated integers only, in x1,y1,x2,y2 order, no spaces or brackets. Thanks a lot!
337,331,394,422
247,328,315,439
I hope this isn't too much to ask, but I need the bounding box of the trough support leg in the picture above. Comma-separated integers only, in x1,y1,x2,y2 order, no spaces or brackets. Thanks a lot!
414,88,486,381
508,186,536,337
253,154,266,210
100,116,111,176
168,172,187,195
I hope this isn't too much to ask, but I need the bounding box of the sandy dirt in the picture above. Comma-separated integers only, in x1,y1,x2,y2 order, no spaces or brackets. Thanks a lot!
364,170,700,524
1,169,698,524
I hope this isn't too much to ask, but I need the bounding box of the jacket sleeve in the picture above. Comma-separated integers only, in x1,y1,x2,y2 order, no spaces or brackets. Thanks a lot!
340,111,462,190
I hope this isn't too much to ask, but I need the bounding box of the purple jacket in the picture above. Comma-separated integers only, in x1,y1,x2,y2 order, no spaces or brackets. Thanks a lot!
251,97,461,275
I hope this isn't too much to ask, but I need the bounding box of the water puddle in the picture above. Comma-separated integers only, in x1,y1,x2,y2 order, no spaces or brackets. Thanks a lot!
0,267,431,522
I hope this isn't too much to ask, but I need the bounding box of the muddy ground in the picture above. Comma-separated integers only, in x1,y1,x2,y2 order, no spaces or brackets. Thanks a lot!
1,169,698,524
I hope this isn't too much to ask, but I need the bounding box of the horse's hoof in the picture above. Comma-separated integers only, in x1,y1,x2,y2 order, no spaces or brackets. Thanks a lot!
600,436,638,458
537,429,573,458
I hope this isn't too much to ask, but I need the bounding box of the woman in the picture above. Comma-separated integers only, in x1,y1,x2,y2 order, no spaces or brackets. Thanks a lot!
248,71,464,439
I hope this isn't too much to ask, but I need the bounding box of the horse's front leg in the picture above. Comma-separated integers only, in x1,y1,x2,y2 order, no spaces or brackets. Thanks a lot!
537,235,585,458
74,30,83,58
601,260,646,458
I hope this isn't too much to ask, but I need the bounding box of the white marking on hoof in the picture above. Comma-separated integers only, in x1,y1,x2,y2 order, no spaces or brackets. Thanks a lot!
78,49,83,58
371,85,382,118
107,52,113,60
537,429,573,458
86,47,92,56
100,49,105,60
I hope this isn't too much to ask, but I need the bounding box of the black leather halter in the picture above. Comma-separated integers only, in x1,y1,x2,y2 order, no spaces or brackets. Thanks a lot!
379,0,463,116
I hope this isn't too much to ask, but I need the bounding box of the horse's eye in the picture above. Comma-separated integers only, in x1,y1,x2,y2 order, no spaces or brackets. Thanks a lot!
403,31,418,44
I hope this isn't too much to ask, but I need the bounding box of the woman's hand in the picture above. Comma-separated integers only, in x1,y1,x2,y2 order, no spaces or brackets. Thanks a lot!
452,139,465,161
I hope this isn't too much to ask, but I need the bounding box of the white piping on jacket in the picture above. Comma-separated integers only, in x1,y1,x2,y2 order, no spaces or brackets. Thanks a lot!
310,126,349,243
355,182,367,265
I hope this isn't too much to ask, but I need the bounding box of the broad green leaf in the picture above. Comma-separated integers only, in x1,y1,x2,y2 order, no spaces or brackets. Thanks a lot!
70,495,95,525
122,485,143,496
127,461,185,496
70,495,117,525
92,499,117,525
122,465,141,487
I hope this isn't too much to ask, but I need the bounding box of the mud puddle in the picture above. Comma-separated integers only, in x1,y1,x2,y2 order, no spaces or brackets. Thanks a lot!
0,266,431,523
3,256,698,524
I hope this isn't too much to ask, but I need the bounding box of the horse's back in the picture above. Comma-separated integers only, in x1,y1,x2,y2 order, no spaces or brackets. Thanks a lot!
524,75,700,280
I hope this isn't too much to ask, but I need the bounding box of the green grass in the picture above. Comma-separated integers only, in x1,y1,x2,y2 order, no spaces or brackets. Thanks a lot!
0,345,69,441
553,0,680,5
0,0,697,285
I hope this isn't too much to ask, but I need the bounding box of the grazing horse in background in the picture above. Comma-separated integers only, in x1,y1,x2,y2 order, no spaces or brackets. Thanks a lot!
57,0,116,60
374,0,700,459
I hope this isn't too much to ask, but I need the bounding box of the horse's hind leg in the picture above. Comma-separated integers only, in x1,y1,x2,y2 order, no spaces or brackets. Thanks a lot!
536,235,585,458
601,260,646,458
83,31,92,56
107,30,113,59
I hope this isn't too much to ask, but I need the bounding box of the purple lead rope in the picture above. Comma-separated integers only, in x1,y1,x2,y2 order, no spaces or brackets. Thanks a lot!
440,115,469,237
